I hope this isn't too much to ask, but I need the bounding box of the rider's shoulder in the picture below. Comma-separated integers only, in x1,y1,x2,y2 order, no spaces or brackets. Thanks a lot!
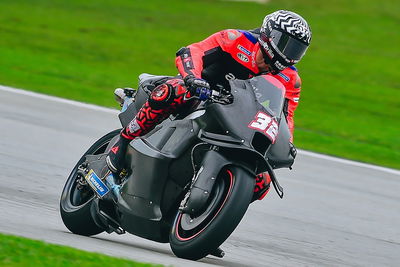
219,29,243,41
282,66,300,77
217,29,258,50
273,66,301,85
280,67,302,89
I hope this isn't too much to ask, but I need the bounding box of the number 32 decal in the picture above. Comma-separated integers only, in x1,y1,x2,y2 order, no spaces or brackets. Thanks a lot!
248,112,279,143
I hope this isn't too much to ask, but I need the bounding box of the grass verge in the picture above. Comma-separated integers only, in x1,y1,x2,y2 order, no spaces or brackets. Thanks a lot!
0,233,162,267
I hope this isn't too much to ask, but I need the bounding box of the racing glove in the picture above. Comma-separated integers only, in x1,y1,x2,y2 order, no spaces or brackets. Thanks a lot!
184,75,211,101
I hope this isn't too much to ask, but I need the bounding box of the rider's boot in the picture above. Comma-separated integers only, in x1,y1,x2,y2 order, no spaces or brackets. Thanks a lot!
252,172,272,201
106,128,135,174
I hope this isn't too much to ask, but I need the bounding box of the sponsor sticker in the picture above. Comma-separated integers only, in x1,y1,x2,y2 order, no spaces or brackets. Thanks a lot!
277,72,290,82
274,61,286,71
225,73,236,81
237,45,251,56
85,169,110,198
237,53,249,63
259,40,274,58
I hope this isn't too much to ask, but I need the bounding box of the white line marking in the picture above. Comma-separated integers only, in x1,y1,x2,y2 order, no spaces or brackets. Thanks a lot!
0,85,119,114
298,150,400,175
1,84,399,175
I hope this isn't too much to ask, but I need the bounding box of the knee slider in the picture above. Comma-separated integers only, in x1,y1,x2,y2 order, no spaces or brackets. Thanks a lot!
148,83,174,109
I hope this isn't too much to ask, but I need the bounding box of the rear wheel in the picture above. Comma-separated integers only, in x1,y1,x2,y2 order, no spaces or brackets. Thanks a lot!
60,129,121,236
169,166,255,260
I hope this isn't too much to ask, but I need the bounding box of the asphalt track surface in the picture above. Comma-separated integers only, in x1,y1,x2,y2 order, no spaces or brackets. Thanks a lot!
0,86,399,267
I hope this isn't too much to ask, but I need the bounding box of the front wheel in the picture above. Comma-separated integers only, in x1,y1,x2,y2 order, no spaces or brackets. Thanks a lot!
60,129,121,236
169,165,255,260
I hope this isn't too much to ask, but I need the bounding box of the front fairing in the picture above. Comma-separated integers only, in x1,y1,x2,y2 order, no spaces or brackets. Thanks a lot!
194,75,287,173
196,75,285,146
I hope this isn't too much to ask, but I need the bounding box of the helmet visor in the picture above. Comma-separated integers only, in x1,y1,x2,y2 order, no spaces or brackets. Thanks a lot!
261,30,309,61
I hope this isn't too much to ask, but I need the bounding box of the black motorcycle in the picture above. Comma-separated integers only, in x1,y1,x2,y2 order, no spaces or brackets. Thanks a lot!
60,73,296,260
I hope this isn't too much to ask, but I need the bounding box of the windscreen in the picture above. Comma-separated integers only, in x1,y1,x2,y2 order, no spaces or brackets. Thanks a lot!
248,75,285,117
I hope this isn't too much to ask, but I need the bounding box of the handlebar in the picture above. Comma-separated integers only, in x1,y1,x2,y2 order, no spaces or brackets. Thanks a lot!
209,88,233,104
183,83,233,104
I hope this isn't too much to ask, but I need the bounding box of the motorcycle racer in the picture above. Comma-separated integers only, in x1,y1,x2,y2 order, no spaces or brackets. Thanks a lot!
106,10,312,200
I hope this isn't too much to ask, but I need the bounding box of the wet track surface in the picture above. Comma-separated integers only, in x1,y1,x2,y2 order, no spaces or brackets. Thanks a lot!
1,86,399,266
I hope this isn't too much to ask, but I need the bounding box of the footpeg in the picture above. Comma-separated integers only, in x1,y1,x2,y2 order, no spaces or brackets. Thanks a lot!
90,198,125,235
209,247,225,258
99,210,125,235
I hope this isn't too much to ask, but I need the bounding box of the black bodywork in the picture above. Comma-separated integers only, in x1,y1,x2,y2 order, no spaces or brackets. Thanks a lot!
101,74,295,243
